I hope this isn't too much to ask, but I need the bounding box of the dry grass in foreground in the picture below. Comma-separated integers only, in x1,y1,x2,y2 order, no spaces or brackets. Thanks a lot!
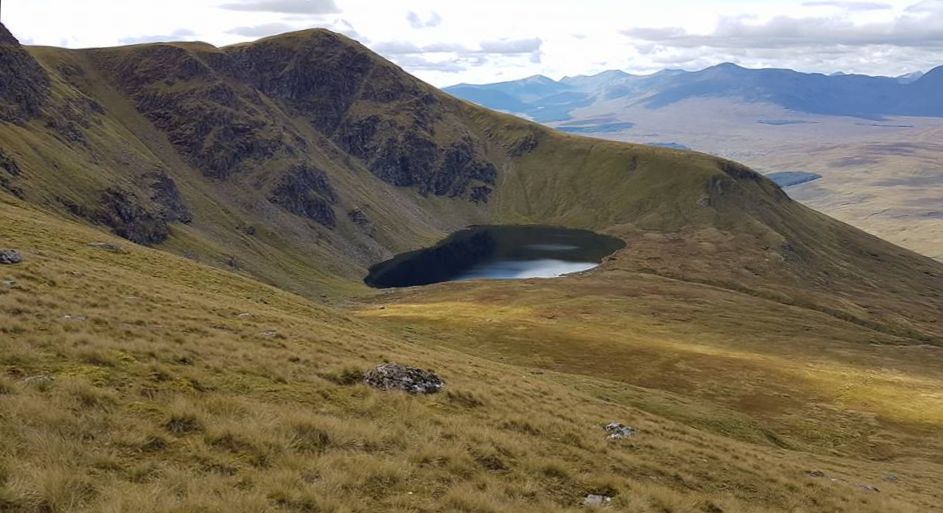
1,198,939,512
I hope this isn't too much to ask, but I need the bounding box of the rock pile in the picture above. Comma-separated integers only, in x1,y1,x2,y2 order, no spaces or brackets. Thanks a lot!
582,494,612,507
363,363,443,394
0,249,22,264
604,422,635,439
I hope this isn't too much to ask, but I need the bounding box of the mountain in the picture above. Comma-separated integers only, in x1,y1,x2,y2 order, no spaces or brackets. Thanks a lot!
897,71,925,84
444,63,943,120
3,23,943,512
446,74,590,122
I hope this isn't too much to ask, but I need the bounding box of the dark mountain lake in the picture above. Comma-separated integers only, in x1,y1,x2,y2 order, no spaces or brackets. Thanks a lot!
365,225,625,288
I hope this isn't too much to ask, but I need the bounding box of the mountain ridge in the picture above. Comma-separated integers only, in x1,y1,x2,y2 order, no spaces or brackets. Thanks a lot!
445,62,943,121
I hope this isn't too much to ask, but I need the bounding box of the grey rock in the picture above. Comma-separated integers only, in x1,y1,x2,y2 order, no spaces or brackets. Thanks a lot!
363,363,443,394
22,374,55,388
0,250,21,264
855,484,880,493
604,422,635,439
882,474,898,482
582,494,612,507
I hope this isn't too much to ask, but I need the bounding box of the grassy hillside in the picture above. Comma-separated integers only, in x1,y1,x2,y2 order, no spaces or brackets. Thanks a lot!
3,22,943,512
2,25,941,342
3,190,941,513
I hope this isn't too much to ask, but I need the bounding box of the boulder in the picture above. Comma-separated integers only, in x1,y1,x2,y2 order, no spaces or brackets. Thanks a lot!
582,494,612,507
604,422,635,439
0,249,22,264
363,363,443,394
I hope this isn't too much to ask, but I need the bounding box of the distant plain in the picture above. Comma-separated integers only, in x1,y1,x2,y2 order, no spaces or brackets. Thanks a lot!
558,98,943,261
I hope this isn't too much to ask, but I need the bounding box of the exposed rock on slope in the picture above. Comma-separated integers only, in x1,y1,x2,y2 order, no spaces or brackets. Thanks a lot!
268,165,338,228
228,30,499,201
0,24,49,123
363,363,444,394
97,44,298,179
144,171,192,224
95,188,170,245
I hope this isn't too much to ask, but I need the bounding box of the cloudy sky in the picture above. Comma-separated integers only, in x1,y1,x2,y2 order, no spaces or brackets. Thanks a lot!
3,0,943,86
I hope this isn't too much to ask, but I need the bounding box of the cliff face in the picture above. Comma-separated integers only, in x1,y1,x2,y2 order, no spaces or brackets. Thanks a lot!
0,24,50,123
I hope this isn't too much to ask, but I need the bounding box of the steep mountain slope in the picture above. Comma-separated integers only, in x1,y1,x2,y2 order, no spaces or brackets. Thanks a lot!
445,63,943,120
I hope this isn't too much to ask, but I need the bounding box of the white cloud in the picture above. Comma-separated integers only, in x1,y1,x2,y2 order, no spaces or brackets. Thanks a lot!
623,1,943,48
219,0,340,14
119,28,197,44
227,22,296,37
802,1,892,10
406,11,442,29
479,37,542,54
4,0,941,86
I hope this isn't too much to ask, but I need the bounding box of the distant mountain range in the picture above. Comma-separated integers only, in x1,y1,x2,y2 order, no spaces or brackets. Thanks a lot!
444,63,943,122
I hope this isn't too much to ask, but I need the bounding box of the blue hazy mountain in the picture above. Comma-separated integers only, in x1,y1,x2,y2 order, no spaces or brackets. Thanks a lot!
446,75,592,122
444,64,943,121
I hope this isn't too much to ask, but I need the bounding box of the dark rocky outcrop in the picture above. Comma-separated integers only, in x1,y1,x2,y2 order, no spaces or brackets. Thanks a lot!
227,31,496,202
336,118,497,200
0,149,21,176
509,132,540,157
0,149,23,197
98,45,296,179
363,363,443,394
144,171,192,224
347,208,370,227
0,23,50,124
227,30,377,134
95,188,169,245
268,165,338,228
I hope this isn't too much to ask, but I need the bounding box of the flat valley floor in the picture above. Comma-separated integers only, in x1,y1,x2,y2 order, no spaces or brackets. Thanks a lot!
557,98,943,261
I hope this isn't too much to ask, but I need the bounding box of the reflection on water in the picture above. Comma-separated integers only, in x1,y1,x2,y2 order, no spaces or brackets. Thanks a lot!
364,225,625,288
454,259,597,281
522,243,580,251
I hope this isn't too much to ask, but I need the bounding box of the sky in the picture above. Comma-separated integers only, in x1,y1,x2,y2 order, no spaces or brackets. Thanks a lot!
3,0,943,86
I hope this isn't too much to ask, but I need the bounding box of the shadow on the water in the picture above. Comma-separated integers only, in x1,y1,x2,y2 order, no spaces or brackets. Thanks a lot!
365,225,625,288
